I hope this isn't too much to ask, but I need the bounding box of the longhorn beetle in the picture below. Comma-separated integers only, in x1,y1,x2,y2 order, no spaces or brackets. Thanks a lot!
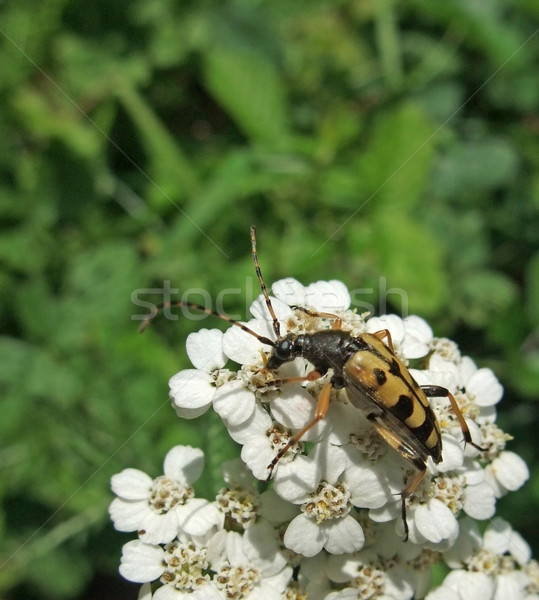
141,226,484,539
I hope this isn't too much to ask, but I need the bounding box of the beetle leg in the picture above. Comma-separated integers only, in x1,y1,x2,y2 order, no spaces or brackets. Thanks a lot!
420,385,486,452
266,380,332,479
258,369,322,389
289,305,343,330
372,328,394,351
367,414,427,541
398,460,427,541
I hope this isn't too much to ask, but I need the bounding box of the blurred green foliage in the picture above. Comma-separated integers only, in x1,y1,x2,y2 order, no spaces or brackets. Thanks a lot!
0,0,538,598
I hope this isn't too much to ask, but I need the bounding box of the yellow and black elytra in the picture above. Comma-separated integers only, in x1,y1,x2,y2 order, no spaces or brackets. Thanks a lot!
141,226,483,539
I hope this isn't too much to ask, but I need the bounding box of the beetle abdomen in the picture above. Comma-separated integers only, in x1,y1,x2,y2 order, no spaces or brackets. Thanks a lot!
343,334,442,464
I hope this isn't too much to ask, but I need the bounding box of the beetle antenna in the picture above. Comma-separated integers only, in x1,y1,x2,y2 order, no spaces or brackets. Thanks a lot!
139,300,276,347
250,225,281,338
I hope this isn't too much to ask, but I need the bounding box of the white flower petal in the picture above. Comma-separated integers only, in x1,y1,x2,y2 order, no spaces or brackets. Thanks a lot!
186,329,226,371
425,584,460,600
137,582,152,600
489,451,529,492
443,517,482,568
385,566,415,600
154,582,222,600
494,572,528,600
426,355,460,391
119,540,164,583
284,513,326,557
402,316,433,359
213,380,256,426
271,385,322,434
222,319,271,365
169,369,214,413
466,368,503,406
274,454,321,502
227,401,272,445
454,571,495,600
259,489,299,523
173,404,211,420
221,458,256,488
366,315,405,344
302,552,333,585
194,584,227,600
368,501,401,523
271,278,308,307
111,468,152,499
248,582,285,600
463,460,487,487
163,445,204,484
261,566,294,595
151,587,179,600
458,356,477,387
201,584,230,600
325,553,361,582
483,517,513,554
109,497,152,532
243,520,287,575
346,463,390,509
435,434,464,472
139,509,178,544
240,435,276,480
325,590,359,600
402,337,430,360
322,516,365,554
206,529,227,567
462,420,483,459
177,498,222,536
414,499,458,544
303,280,351,312
326,400,364,445
312,443,347,483
463,482,496,520
250,292,293,323
508,530,532,566
403,316,433,354
224,530,246,564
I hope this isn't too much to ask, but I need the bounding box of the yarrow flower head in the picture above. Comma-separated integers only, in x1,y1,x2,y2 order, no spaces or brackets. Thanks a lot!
113,278,533,599
426,517,537,600
109,445,222,544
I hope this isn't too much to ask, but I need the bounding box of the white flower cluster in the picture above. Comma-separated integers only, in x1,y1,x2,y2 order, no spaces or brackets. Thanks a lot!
111,279,536,600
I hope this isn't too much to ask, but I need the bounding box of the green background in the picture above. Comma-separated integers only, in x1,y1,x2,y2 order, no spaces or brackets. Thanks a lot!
0,1,538,598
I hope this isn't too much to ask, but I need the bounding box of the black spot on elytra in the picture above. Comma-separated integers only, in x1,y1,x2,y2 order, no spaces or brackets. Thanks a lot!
392,394,414,420
374,368,387,385
388,359,401,376
411,417,435,446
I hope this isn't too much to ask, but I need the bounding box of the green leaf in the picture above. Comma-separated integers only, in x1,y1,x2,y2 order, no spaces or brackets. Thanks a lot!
26,542,92,599
0,338,33,434
203,43,289,147
0,225,51,274
415,81,465,123
316,101,365,161
455,270,519,328
12,87,103,160
14,277,57,340
54,33,150,98
174,151,272,247
320,165,367,208
525,251,539,327
408,0,531,69
356,102,436,212
432,138,519,200
116,84,197,209
373,213,447,316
